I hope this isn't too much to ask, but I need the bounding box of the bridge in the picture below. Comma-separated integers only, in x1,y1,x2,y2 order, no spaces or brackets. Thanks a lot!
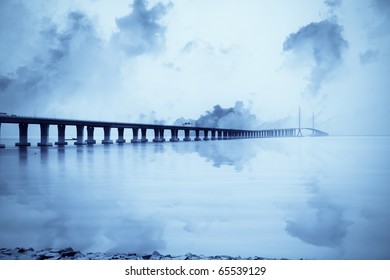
0,114,328,148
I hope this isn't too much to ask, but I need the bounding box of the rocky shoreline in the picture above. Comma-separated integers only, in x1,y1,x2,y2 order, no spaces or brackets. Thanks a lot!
0,247,282,260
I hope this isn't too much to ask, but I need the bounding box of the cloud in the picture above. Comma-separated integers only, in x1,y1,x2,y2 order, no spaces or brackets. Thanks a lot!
372,0,390,16
0,0,173,118
359,49,380,64
324,0,342,8
195,101,260,129
0,8,106,113
136,111,166,125
112,0,173,55
283,20,348,94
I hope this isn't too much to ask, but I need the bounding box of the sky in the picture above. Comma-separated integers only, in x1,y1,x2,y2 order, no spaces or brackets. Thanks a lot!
0,0,389,135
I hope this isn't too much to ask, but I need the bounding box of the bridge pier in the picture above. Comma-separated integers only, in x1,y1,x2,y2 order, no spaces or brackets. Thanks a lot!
194,129,201,141
116,127,126,144
102,126,113,144
141,128,148,143
183,129,191,141
210,130,216,140
74,125,85,145
217,130,223,140
170,129,179,142
86,126,96,145
203,130,210,141
160,129,166,142
0,123,5,148
38,123,53,146
153,128,165,142
15,123,31,147
55,124,68,146
131,128,140,143
223,131,229,140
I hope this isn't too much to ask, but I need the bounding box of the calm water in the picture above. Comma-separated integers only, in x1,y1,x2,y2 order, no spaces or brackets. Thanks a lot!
0,136,389,259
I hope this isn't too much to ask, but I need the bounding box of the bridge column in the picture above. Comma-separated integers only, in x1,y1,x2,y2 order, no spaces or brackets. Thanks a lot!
223,131,229,140
217,130,223,140
74,125,85,145
55,124,68,146
38,123,53,147
131,128,141,143
86,126,96,145
15,123,31,147
0,123,5,148
102,126,113,144
194,129,201,141
160,129,166,142
141,128,148,143
116,127,126,144
153,128,163,142
170,129,179,142
203,130,210,141
183,129,191,141
210,130,216,140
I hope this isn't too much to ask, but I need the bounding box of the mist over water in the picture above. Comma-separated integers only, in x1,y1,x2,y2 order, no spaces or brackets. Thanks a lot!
1,136,389,259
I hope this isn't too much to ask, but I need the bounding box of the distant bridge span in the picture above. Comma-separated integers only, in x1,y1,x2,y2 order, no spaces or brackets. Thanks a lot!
0,115,328,148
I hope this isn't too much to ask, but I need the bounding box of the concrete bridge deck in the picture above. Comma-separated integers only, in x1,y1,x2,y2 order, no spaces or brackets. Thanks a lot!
0,115,328,148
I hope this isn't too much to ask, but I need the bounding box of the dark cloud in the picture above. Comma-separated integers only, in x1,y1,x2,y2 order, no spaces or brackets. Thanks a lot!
283,20,348,94
324,0,342,8
195,101,260,129
0,8,104,112
359,49,380,64
113,0,173,55
372,0,390,16
0,76,12,91
0,1,172,116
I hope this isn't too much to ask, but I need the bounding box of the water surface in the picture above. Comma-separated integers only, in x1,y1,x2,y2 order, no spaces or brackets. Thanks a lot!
0,136,389,259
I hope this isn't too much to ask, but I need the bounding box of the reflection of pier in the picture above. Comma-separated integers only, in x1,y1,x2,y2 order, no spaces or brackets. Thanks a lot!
0,115,328,148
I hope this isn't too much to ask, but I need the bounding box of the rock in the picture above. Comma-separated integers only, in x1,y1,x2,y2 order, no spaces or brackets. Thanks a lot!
142,255,152,260
60,247,78,258
150,251,162,260
37,252,60,260
17,247,34,254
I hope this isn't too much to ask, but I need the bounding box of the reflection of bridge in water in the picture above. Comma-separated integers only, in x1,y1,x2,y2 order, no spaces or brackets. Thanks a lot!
0,115,328,148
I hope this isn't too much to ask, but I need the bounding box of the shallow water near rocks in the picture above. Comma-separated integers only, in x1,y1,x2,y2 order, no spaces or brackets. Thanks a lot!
0,136,389,259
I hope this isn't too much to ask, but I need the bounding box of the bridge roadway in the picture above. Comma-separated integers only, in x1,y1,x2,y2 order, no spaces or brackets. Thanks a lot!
0,115,328,148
